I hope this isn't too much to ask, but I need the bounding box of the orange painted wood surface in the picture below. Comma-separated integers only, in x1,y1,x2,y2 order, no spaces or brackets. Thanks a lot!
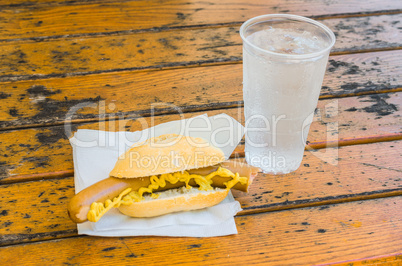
0,140,401,246
0,0,401,41
0,50,401,129
0,0,401,264
1,196,401,265
1,14,401,82
1,91,401,182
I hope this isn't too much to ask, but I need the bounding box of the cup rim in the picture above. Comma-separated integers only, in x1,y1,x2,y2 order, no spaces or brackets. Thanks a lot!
240,14,336,59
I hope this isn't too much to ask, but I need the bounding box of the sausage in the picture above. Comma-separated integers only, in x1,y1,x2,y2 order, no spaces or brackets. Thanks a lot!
67,160,260,223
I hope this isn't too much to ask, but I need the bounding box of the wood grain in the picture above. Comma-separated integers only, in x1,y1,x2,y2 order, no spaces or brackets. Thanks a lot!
1,0,401,41
1,14,401,82
1,88,401,182
1,196,401,265
0,50,401,129
0,140,401,246
329,253,402,266
0,0,400,264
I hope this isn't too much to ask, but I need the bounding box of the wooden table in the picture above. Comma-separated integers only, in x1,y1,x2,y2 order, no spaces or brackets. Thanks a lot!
1,0,401,265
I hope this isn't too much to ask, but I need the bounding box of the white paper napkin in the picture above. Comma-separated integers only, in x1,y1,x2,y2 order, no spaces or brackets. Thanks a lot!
70,113,245,237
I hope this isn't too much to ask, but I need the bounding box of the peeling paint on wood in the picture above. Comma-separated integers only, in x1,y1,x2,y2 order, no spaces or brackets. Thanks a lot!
0,1,401,264
1,91,402,181
0,14,401,81
0,196,401,265
0,1,401,41
0,50,401,129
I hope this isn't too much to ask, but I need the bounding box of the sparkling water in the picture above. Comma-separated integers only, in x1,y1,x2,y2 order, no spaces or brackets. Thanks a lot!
242,19,334,174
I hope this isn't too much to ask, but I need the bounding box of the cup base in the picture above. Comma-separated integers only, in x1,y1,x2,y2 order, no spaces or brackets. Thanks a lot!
245,150,303,175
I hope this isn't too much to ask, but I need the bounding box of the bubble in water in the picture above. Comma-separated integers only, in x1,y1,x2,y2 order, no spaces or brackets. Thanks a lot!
247,28,327,55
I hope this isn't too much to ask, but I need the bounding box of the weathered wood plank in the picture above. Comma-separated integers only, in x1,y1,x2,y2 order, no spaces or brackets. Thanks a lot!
0,50,401,129
0,0,401,41
0,195,401,265
0,140,401,246
0,14,401,82
1,91,401,182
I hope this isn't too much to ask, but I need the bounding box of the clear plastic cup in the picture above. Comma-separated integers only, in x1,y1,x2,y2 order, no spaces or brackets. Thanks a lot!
240,14,336,174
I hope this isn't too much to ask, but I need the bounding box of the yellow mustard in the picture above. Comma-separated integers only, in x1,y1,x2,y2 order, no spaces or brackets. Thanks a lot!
87,187,132,222
87,167,247,222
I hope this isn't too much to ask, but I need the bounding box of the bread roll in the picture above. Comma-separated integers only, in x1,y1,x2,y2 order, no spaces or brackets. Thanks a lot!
110,134,225,178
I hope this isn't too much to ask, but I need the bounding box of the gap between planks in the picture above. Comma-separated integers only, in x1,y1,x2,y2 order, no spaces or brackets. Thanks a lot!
0,0,401,43
2,135,402,185
1,46,402,131
1,48,402,83
0,195,401,262
0,86,401,132
1,13,401,82
1,90,402,183
0,193,402,249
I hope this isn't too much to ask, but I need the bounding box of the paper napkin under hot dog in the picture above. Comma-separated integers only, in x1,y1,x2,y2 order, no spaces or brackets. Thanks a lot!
70,113,245,237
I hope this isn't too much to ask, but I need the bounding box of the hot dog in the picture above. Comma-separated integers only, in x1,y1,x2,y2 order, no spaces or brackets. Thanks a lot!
67,134,260,223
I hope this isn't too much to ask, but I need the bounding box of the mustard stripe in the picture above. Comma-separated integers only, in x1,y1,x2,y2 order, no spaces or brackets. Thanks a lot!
88,167,247,222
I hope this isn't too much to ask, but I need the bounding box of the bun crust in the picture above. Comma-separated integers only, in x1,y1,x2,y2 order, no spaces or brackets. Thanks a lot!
110,134,225,178
118,187,229,217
